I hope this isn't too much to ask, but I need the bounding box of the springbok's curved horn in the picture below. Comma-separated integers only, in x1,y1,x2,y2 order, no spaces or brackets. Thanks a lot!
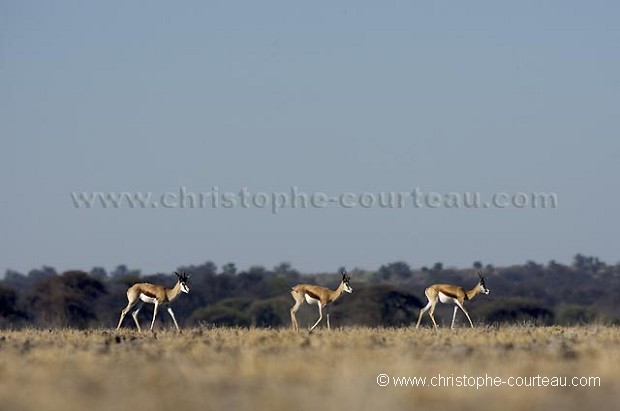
477,270,484,280
341,268,351,282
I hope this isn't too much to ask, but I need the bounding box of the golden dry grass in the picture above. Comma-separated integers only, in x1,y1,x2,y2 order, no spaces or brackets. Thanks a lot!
0,326,618,411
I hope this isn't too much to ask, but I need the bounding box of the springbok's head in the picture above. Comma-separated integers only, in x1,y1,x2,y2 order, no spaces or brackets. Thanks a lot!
175,271,191,294
341,268,353,293
477,271,490,295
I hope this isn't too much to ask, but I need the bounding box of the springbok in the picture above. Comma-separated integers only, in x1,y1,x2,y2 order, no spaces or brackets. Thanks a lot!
290,269,353,331
116,271,191,332
416,271,490,329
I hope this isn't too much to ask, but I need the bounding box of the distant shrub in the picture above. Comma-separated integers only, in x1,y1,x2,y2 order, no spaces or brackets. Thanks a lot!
555,305,598,325
27,271,106,328
0,285,18,317
337,285,423,327
476,298,554,325
247,296,290,327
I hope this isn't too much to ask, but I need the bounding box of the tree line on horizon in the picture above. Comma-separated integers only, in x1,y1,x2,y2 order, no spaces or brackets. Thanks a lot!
0,254,618,329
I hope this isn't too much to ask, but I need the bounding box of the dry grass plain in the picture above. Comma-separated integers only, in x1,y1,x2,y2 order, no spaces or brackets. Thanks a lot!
0,326,618,411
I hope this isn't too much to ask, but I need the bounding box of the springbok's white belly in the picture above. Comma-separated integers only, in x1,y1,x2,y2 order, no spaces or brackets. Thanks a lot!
139,294,157,304
304,294,320,305
438,292,456,304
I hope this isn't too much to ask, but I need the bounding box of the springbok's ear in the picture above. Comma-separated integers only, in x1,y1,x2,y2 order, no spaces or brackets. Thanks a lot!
186,272,193,279
174,271,181,278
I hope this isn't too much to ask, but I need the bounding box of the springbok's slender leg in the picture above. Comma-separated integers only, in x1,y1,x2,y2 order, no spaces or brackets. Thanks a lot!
416,301,432,328
149,302,160,331
167,307,180,331
131,302,144,332
451,305,459,329
455,300,474,328
309,303,324,331
290,291,303,331
117,299,139,330
428,302,439,329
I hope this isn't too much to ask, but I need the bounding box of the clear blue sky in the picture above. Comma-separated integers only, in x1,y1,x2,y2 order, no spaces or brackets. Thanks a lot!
1,1,618,275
